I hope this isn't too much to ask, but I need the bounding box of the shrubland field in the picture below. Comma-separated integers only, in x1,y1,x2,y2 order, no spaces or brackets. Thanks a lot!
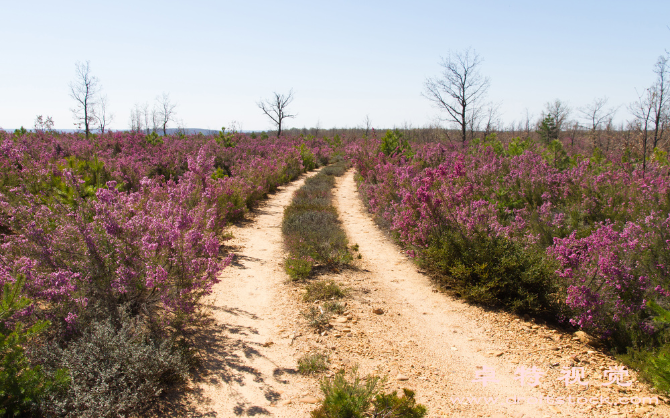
2,126,670,416
347,129,670,393
0,130,332,416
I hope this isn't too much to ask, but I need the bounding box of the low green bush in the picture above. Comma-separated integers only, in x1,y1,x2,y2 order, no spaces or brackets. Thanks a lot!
303,306,331,330
372,389,427,418
420,230,560,316
311,368,382,418
304,281,345,303
321,164,348,177
303,301,347,330
299,143,317,170
285,257,314,281
618,301,670,395
298,352,330,375
311,368,427,418
282,162,353,275
0,277,69,417
37,308,188,418
323,301,346,315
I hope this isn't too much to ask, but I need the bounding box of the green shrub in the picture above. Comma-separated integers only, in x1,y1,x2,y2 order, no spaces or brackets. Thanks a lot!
537,115,558,144
299,144,317,170
379,130,413,158
371,389,427,418
311,368,382,418
622,345,670,395
323,301,346,315
321,164,348,177
298,353,330,375
217,127,236,147
311,368,428,418
286,257,313,281
144,131,163,145
303,306,331,330
0,276,69,417
420,230,559,315
304,281,345,303
619,301,670,394
13,127,27,137
38,308,188,418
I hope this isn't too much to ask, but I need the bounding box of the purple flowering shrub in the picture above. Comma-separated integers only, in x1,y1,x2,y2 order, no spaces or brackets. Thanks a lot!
0,130,331,414
348,135,670,338
0,131,331,334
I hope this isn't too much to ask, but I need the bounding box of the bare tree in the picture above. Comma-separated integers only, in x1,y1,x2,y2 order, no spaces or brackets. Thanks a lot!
34,115,54,134
151,107,160,133
130,103,144,132
156,92,177,135
175,119,187,136
578,97,617,148
96,95,113,134
257,90,296,137
423,48,490,146
69,61,100,139
523,108,533,139
543,99,571,134
363,114,372,137
142,103,151,134
629,88,655,173
482,103,501,139
567,120,581,148
579,97,617,132
467,103,484,141
603,116,616,152
651,55,669,149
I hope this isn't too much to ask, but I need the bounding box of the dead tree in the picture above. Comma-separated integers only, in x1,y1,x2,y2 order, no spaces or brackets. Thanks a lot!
363,114,372,137
69,61,100,139
543,99,571,135
629,88,655,173
257,90,296,137
651,55,669,149
423,49,490,146
578,97,617,148
157,92,177,135
96,95,112,134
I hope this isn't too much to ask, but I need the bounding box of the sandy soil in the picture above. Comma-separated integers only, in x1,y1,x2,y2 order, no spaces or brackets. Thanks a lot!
187,169,669,418
187,171,323,417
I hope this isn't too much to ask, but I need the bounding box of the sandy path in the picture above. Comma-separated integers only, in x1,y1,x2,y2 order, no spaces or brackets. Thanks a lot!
188,171,324,417
323,170,668,418
186,168,668,418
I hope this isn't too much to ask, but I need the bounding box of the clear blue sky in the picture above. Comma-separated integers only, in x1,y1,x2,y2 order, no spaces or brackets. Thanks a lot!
1,0,668,132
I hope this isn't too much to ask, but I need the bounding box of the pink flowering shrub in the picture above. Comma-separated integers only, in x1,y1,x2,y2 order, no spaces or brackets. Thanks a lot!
0,130,331,415
348,134,670,337
0,131,330,336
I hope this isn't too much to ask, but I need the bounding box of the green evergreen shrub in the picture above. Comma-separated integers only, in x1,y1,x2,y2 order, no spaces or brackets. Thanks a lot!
0,276,69,417
420,231,560,315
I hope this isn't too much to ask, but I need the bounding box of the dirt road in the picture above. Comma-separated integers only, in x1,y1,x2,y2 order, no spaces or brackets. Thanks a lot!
189,171,322,417
189,169,668,418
